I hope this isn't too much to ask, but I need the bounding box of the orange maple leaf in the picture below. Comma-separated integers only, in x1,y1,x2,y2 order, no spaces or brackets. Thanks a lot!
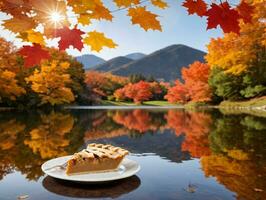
128,6,162,31
182,0,207,17
151,0,168,9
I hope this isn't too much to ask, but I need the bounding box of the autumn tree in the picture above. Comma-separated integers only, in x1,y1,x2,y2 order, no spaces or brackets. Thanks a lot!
129,81,153,103
165,61,212,103
85,71,128,98
115,81,153,104
164,80,189,103
206,1,266,100
0,38,25,103
114,88,128,102
49,49,89,103
26,60,75,106
149,82,166,100
114,80,168,103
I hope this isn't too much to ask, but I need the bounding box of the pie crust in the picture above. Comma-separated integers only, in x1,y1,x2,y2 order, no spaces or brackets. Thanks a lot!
66,143,129,175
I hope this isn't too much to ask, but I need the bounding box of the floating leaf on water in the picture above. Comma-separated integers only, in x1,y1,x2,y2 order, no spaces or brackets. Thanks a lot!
17,195,29,199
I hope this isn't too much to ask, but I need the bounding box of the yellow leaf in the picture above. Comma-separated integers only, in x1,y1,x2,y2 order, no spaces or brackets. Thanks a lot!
90,2,113,21
83,31,117,52
128,7,162,31
19,30,45,45
114,0,140,7
3,17,36,33
78,13,91,25
151,0,168,9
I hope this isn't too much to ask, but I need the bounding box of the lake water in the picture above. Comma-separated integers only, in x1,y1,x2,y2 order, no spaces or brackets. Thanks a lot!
0,108,265,200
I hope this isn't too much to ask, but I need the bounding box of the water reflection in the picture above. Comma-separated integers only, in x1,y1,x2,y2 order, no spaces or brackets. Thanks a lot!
0,109,265,199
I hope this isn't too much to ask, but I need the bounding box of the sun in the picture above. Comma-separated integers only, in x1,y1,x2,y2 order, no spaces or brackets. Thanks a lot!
48,11,65,26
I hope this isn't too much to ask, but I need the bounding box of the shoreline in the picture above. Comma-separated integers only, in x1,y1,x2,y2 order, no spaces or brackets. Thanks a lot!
1,98,265,117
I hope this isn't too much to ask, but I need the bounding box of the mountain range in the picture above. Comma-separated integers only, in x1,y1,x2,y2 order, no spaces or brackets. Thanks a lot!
76,54,105,70
77,44,206,81
76,53,146,70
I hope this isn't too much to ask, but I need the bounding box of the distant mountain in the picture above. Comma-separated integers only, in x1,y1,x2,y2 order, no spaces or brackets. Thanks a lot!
91,56,134,72
110,44,206,81
76,54,105,70
125,53,146,60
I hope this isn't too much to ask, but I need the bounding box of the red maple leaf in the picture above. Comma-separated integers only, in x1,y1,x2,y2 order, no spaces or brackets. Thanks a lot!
19,44,50,68
55,27,85,51
206,2,241,34
237,1,254,24
182,0,207,17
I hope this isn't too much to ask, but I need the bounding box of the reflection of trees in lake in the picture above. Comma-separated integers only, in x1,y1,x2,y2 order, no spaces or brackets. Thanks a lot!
0,119,25,150
165,110,212,157
24,112,74,159
0,119,26,180
86,109,213,162
84,109,266,199
112,110,165,133
0,114,44,180
201,114,266,200
0,108,265,199
0,111,89,181
201,155,266,200
84,110,128,141
209,115,266,158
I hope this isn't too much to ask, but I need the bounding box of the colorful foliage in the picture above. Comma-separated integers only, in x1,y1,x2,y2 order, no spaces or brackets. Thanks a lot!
165,61,211,103
0,0,257,67
206,1,266,100
206,1,265,75
85,71,128,98
0,38,25,102
26,60,74,106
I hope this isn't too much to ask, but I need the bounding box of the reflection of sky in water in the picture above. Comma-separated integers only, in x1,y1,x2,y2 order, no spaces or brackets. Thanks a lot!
0,109,265,199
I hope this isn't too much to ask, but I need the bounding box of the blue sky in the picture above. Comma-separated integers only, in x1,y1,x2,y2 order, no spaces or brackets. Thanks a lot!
0,0,223,60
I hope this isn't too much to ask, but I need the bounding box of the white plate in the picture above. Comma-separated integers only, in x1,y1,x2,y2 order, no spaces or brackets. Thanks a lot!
41,156,140,183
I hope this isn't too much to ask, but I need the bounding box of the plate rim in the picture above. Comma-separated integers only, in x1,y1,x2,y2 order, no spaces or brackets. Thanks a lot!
41,156,140,183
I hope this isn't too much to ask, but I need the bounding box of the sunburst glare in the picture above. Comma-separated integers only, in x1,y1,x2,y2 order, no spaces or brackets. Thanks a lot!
48,11,65,27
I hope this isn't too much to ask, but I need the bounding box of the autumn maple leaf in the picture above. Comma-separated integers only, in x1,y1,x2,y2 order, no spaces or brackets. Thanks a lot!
55,27,85,51
206,2,241,34
237,1,254,24
19,44,50,68
114,0,140,7
128,6,162,31
151,0,168,9
182,0,207,17
83,31,117,52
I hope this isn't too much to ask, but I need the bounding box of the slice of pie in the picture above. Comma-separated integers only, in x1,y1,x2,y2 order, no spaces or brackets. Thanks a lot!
66,143,129,175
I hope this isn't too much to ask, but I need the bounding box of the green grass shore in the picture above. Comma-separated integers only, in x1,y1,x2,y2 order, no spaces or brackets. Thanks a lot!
1,97,265,118
102,97,266,108
218,97,266,117
101,97,266,117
